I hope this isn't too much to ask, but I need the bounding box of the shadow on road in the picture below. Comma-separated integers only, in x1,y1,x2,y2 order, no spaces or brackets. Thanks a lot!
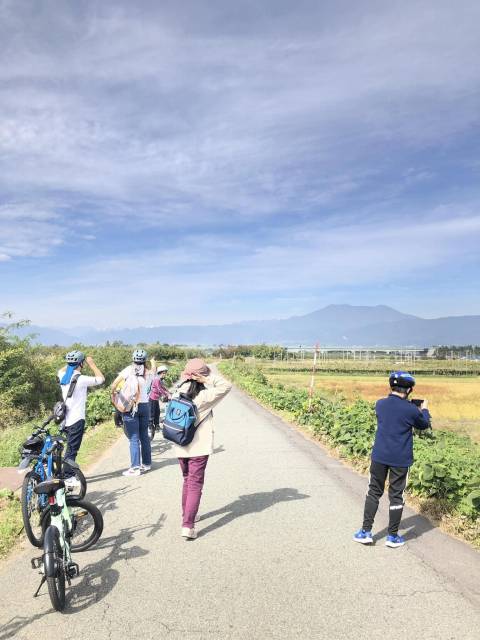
374,513,435,542
64,518,165,614
198,488,310,537
85,485,141,515
150,439,173,456
87,438,174,485
0,518,166,639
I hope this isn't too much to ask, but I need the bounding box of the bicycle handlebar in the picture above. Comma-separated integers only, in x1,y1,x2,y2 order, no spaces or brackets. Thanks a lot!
45,439,65,457
31,414,56,437
42,414,55,427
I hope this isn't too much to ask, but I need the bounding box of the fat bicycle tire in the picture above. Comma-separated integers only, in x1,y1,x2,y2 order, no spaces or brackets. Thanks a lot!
21,471,45,548
41,497,103,552
44,526,66,611
63,464,87,500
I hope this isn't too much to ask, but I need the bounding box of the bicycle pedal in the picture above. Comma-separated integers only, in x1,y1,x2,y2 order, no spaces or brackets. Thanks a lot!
31,557,43,570
66,562,80,578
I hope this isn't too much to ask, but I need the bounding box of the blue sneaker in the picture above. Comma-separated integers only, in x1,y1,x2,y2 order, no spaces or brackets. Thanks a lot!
386,534,405,548
353,529,373,544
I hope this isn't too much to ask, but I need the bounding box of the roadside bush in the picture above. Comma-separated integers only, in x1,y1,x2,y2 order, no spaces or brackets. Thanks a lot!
86,388,113,428
219,362,480,519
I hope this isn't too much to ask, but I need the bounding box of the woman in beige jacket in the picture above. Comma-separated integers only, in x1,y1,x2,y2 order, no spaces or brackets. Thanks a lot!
172,358,231,540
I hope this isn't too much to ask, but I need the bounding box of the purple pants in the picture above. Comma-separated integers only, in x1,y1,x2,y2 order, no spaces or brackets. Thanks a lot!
178,456,209,528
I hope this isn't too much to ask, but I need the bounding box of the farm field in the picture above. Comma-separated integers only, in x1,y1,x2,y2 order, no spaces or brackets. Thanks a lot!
263,367,480,443
251,357,480,376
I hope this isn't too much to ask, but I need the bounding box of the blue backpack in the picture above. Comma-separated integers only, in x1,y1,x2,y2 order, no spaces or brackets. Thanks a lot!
163,394,208,446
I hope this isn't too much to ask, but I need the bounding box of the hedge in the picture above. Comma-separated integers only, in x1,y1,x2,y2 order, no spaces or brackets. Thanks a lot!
219,362,480,518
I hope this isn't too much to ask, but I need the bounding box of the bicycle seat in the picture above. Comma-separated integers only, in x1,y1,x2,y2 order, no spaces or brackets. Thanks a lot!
63,458,80,470
33,479,65,496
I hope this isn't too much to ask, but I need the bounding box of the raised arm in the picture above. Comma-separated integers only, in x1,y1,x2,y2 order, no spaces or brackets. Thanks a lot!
111,373,124,390
413,399,431,430
147,357,156,376
190,373,232,411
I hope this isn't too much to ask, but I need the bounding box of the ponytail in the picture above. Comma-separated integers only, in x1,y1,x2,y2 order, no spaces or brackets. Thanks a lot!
183,380,205,400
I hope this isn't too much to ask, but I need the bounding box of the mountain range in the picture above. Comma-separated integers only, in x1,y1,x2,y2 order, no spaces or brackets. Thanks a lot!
9,305,480,347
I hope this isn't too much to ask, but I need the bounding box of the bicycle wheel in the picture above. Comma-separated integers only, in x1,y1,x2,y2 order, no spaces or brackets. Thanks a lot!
63,465,87,500
41,498,103,552
68,498,103,551
44,526,66,611
21,471,45,548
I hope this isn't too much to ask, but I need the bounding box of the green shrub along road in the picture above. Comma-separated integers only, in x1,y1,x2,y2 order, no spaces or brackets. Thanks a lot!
218,362,480,542
0,362,183,468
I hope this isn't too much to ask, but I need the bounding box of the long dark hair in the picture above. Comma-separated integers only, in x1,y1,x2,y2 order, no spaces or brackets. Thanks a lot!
182,380,205,400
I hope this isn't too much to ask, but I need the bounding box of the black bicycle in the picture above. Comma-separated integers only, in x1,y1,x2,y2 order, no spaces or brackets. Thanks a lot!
19,415,87,548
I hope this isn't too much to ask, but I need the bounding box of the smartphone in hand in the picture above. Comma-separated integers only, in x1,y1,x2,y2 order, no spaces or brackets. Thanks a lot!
411,398,424,407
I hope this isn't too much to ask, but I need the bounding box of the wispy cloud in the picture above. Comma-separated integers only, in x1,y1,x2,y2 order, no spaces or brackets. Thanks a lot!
0,204,64,260
9,207,476,326
0,1,479,323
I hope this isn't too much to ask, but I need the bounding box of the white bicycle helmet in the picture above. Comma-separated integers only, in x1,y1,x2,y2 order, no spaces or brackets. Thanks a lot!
132,349,147,364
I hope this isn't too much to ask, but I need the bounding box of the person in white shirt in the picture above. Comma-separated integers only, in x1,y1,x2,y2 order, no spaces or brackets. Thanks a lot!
111,349,155,477
58,351,104,475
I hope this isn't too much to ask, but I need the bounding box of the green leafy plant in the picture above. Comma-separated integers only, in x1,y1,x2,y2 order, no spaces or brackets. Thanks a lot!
219,361,480,520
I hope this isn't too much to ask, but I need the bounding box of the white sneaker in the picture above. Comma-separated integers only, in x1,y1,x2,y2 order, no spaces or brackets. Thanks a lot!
122,467,141,477
181,527,197,540
140,464,151,472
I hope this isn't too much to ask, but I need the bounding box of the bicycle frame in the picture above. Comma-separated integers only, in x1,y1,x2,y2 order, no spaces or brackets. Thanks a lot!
24,430,64,510
48,486,73,565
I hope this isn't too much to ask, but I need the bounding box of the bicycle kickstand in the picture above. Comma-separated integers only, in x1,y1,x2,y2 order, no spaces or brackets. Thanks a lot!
33,575,46,598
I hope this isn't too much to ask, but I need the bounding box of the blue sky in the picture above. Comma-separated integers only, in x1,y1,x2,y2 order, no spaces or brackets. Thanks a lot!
1,0,479,328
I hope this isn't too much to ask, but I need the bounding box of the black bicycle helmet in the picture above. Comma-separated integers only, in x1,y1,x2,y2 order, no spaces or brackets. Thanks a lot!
65,350,85,366
389,371,416,390
132,348,147,364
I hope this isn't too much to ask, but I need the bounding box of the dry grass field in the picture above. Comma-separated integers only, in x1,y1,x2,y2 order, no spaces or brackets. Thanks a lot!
264,368,480,443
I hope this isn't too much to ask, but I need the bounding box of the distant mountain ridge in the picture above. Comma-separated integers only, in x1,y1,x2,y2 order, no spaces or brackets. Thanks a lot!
9,304,480,347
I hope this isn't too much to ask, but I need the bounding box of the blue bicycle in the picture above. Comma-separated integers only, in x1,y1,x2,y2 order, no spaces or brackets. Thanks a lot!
19,415,87,548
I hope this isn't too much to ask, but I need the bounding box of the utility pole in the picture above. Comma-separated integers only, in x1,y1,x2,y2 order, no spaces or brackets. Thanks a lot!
308,342,320,411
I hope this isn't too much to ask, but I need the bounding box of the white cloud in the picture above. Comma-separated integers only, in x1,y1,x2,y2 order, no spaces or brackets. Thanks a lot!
1,2,480,324
0,1,479,225
10,207,478,326
0,204,64,259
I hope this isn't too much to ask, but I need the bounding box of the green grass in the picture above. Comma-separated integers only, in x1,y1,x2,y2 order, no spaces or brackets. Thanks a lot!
0,489,23,559
0,420,38,467
0,419,121,560
76,419,122,467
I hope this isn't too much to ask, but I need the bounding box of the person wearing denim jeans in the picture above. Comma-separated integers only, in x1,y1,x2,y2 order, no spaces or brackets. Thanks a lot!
171,359,232,539
123,402,151,473
112,349,155,477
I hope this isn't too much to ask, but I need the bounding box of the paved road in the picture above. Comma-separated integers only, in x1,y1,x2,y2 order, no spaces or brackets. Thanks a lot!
0,384,479,640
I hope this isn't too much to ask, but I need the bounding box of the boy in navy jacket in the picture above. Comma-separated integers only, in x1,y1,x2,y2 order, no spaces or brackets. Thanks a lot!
354,371,431,548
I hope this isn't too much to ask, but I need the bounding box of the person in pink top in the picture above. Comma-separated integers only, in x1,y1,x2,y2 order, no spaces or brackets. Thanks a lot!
148,365,171,431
